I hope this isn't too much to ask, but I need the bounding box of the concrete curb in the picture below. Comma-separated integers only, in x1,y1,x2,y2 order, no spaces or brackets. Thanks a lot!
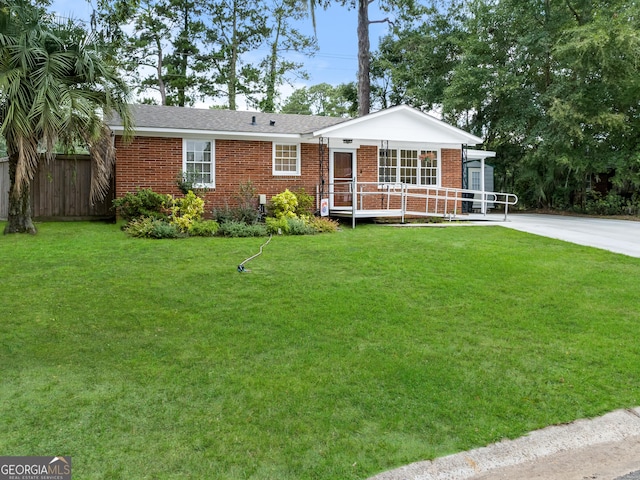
368,408,640,480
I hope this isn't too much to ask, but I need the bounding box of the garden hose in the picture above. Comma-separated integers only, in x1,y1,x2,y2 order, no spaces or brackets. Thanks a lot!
237,235,273,272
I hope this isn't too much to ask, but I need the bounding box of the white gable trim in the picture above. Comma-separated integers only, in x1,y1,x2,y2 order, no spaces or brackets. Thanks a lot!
312,105,483,145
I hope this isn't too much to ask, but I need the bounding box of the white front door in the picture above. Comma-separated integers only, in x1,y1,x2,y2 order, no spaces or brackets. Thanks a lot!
330,150,355,208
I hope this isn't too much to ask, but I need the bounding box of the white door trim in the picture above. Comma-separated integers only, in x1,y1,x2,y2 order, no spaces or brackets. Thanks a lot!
329,148,357,210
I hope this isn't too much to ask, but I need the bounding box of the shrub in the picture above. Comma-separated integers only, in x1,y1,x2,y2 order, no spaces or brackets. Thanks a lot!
211,182,261,225
113,188,169,221
293,188,314,217
176,171,196,195
212,206,235,224
309,216,340,233
265,216,290,235
169,190,205,232
123,217,183,239
584,191,639,216
188,220,219,237
217,220,267,238
269,189,298,219
287,217,316,235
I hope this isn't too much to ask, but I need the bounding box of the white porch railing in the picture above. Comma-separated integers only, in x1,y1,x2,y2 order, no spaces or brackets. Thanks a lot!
319,180,518,228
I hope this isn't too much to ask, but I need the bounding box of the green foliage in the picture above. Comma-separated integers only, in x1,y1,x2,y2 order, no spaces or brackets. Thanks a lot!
269,188,298,219
123,217,184,239
309,216,340,233
286,217,316,235
266,188,337,235
0,0,132,233
583,191,640,216
113,188,169,222
265,216,290,235
188,220,219,237
279,82,357,116
372,0,640,212
217,220,267,237
233,181,261,224
212,181,261,225
293,188,314,217
175,171,200,195
169,190,205,232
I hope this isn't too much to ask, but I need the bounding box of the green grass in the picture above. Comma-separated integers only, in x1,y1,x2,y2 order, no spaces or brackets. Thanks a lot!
1,221,639,479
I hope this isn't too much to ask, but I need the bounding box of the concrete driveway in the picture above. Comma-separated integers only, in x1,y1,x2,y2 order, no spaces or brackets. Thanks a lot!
496,213,640,258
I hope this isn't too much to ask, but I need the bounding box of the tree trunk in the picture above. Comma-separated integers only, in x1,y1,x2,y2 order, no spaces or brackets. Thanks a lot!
228,0,239,110
264,16,282,113
156,37,167,106
357,0,370,117
4,153,36,235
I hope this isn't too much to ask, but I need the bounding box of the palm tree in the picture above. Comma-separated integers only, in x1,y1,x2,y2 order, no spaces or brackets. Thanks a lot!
0,0,133,234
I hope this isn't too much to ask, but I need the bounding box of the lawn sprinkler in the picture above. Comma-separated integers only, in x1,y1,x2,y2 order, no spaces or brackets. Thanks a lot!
237,235,272,273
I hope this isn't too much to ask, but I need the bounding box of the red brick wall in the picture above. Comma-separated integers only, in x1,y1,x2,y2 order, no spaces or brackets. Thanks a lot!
114,136,463,213
441,148,462,189
115,136,183,198
115,136,325,212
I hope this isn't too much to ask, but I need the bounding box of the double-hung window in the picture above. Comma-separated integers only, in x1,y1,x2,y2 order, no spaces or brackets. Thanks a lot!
378,149,398,183
273,143,300,176
420,150,438,185
378,147,439,187
400,149,418,184
184,139,215,188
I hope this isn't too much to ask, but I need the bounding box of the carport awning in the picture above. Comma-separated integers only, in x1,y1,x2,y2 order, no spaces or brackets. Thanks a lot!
311,105,483,146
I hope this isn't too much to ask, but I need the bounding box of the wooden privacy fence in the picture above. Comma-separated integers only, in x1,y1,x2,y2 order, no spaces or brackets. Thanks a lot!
0,155,115,221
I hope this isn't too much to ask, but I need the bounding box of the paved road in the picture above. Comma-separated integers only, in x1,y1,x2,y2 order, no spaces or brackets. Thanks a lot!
497,213,640,258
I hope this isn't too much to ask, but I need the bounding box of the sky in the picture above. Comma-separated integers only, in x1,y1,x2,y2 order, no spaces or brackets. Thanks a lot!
48,0,394,105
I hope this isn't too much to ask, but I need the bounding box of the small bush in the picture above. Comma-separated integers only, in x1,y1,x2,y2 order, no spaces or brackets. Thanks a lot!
123,217,183,239
269,189,298,219
212,206,235,224
213,205,260,225
217,220,267,237
265,216,290,235
287,217,316,235
309,216,340,233
584,191,639,216
189,220,219,237
293,188,314,217
169,190,205,232
113,188,169,221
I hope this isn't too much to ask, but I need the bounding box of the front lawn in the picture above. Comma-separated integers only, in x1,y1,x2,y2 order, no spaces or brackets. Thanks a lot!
1,222,639,479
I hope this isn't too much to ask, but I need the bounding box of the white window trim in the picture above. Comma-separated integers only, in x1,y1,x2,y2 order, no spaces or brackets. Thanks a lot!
272,142,301,176
183,138,215,189
378,147,441,188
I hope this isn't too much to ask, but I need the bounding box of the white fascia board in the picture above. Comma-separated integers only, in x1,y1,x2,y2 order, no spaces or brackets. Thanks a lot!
312,105,483,145
467,149,496,160
109,125,302,141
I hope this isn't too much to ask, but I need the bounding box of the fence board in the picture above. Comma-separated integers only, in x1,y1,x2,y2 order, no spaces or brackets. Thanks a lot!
0,155,114,221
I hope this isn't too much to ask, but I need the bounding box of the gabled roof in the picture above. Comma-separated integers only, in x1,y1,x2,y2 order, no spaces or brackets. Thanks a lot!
107,104,348,137
313,105,483,145
107,104,484,146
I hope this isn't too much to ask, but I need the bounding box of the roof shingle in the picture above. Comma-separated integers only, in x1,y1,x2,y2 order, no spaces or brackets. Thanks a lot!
107,104,349,135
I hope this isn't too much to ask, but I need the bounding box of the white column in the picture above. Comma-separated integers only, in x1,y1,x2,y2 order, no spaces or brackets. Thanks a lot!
481,157,486,215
